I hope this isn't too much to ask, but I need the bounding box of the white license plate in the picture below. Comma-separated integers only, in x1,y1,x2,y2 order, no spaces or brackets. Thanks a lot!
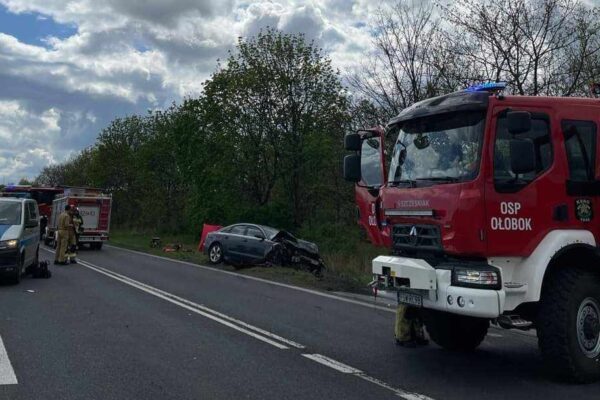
397,291,423,307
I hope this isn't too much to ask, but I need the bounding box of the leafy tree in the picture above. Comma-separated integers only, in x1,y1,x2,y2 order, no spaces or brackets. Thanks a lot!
199,28,350,227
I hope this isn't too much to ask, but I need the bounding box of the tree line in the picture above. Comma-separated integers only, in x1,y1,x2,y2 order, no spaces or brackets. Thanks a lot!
34,0,600,237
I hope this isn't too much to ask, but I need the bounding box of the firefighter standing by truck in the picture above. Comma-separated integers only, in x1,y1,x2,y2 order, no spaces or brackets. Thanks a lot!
54,205,72,265
65,208,79,264
70,208,83,259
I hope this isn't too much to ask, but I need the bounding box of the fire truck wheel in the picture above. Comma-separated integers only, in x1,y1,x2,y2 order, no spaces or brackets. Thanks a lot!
424,310,489,351
208,243,223,264
538,267,600,383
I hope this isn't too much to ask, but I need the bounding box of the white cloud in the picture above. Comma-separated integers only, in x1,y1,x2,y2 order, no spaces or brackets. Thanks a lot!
0,0,375,182
0,100,62,181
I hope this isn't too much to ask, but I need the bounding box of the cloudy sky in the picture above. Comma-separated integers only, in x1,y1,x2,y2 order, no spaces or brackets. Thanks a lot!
0,0,380,183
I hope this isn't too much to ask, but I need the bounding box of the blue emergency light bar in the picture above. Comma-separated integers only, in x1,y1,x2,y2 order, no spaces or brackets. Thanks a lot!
465,82,507,93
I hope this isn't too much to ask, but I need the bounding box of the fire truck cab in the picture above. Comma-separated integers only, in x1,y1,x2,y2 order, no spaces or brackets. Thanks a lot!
345,83,600,382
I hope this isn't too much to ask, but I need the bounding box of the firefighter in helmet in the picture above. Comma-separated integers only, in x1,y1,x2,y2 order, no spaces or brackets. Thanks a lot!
395,304,428,348
54,204,72,265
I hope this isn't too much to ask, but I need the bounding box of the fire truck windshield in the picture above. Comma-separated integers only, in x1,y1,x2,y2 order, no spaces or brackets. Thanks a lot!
388,110,486,186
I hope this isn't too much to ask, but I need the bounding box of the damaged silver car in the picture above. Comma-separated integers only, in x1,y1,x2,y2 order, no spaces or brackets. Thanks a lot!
203,223,325,274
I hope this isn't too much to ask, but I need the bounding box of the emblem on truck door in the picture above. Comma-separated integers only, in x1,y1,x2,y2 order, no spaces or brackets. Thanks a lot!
575,199,593,222
408,226,418,245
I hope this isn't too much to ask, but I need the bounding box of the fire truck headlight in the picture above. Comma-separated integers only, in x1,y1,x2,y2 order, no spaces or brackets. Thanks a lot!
452,266,501,290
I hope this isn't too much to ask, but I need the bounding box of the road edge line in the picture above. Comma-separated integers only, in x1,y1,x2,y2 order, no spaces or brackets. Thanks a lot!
70,256,291,350
0,335,18,385
302,353,435,400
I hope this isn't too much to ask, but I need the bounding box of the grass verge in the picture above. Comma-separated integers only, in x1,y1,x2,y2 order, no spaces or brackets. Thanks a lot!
109,228,378,294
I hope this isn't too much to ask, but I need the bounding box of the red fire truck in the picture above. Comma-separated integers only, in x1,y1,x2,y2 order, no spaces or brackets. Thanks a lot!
344,83,600,382
46,187,112,250
1,186,64,239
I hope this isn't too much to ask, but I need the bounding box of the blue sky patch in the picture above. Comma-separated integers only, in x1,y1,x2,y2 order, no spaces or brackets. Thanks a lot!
0,5,77,46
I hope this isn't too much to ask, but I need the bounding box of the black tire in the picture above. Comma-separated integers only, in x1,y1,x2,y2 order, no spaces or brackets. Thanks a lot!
538,267,600,383
424,310,489,351
267,246,285,266
44,237,51,246
208,243,223,264
33,246,39,267
12,256,23,285
93,242,103,250
26,247,39,275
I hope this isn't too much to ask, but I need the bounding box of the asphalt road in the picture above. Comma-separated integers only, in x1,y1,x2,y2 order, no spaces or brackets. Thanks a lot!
0,245,598,400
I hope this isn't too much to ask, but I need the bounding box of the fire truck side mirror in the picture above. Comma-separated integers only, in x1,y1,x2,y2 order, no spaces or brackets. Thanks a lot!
509,139,536,175
344,133,362,151
344,154,361,182
506,111,531,135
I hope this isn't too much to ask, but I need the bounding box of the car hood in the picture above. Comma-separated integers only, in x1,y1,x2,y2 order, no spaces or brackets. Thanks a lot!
272,231,319,255
294,238,319,255
0,224,21,241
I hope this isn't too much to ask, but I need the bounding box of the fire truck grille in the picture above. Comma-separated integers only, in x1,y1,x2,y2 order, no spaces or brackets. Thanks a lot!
392,224,442,252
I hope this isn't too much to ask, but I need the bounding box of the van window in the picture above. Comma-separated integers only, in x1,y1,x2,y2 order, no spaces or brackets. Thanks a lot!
563,120,596,181
494,112,552,192
27,202,38,221
0,203,22,225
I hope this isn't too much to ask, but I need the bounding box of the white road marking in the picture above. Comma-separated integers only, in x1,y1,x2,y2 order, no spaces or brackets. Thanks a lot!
0,335,18,385
42,247,303,349
302,353,362,373
77,259,291,349
103,244,395,313
41,247,435,400
302,353,435,400
99,246,536,340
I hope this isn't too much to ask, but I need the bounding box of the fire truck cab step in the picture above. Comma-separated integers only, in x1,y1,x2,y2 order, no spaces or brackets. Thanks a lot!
497,314,533,331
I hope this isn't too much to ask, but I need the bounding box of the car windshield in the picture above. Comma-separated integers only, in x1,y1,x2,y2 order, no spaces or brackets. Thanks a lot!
0,203,22,225
388,111,486,185
260,226,280,240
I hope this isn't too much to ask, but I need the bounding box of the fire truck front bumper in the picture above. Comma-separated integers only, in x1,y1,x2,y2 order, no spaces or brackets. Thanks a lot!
372,256,505,319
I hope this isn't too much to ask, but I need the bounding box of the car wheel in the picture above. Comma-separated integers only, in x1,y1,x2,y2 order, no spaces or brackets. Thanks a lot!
208,243,223,264
12,256,23,285
268,247,285,266
26,247,39,275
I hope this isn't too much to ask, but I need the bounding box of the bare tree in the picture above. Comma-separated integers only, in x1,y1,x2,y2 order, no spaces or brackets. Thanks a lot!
348,1,447,119
442,0,600,96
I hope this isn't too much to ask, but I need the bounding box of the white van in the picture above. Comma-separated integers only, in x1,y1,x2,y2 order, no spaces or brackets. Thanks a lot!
0,198,40,284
